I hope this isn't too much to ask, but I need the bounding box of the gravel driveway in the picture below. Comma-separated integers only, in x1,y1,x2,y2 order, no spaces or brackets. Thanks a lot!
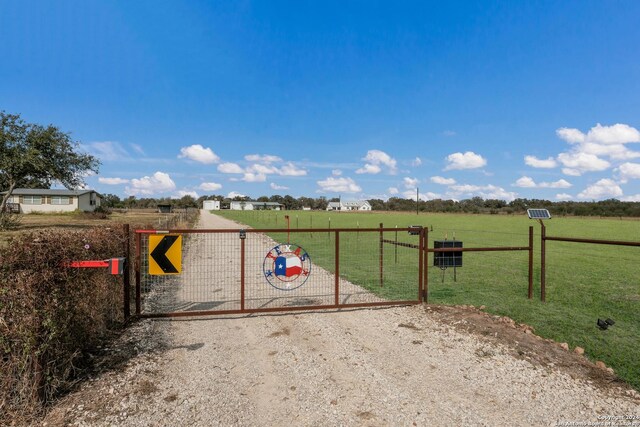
44,210,640,427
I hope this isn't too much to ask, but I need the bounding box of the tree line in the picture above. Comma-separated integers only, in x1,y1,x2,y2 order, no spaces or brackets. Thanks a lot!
102,193,640,217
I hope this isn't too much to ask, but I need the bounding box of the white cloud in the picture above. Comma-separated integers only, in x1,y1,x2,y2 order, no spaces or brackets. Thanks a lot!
199,182,223,191
444,151,487,170
442,130,456,137
332,169,342,176
316,176,362,193
585,123,640,145
557,152,610,176
355,164,382,174
430,176,456,185
524,155,557,169
98,177,129,185
178,144,220,164
403,190,441,201
227,191,246,199
555,193,573,201
244,154,282,163
356,150,398,174
539,179,572,189
554,124,640,174
86,141,130,161
247,163,279,174
403,177,419,189
278,162,307,176
218,162,244,174
388,187,399,195
449,184,517,201
556,128,586,144
577,179,623,200
616,162,640,182
130,143,145,155
270,182,289,190
514,176,572,189
173,190,199,199
240,172,267,182
125,172,176,196
411,157,422,167
621,194,640,202
513,176,537,188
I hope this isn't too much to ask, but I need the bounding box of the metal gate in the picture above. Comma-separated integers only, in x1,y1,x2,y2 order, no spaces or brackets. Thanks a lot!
134,227,425,317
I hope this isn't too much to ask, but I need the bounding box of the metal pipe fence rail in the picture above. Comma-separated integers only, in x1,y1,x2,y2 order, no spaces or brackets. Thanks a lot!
381,225,535,302
539,224,640,302
133,227,424,318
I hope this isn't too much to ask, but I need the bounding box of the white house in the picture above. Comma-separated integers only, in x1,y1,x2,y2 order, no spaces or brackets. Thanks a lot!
2,188,101,213
203,200,221,210
326,200,372,211
229,201,284,210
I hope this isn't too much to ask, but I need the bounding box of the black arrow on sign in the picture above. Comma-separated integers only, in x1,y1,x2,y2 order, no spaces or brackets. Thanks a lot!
150,235,179,273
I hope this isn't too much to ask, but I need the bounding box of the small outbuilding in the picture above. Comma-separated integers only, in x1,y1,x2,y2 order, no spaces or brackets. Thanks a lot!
203,200,221,210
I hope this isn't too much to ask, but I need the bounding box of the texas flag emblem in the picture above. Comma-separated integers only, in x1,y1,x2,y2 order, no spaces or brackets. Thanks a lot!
274,255,302,277
263,243,312,291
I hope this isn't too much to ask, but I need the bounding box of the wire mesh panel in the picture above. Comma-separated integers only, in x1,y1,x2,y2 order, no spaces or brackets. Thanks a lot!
244,231,337,310
136,228,422,317
340,229,421,304
139,232,241,315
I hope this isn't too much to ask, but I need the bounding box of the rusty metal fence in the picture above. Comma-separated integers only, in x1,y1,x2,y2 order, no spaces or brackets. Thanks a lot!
134,227,425,317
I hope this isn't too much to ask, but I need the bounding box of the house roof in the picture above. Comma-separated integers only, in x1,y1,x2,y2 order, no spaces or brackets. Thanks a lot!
238,201,284,206
2,188,100,197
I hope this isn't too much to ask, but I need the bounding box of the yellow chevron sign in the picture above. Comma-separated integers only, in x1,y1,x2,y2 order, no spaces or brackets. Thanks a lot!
148,234,182,275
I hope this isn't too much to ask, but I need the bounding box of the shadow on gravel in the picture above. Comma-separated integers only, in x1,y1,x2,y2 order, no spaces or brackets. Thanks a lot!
143,304,406,322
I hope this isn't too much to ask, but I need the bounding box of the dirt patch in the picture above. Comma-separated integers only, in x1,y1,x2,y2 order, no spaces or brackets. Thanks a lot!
268,327,291,337
425,304,626,392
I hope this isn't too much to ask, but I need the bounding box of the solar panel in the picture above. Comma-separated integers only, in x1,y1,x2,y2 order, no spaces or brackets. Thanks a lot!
527,209,551,219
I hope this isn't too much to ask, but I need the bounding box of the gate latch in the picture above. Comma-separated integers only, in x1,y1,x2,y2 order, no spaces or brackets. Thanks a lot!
239,229,246,240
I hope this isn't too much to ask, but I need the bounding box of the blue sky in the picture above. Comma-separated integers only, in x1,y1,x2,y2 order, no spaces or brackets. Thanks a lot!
2,1,640,201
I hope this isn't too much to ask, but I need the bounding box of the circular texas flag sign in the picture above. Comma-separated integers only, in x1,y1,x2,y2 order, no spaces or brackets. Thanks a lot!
263,243,312,290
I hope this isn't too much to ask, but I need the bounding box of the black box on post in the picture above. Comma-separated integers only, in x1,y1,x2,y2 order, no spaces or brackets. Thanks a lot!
433,240,463,268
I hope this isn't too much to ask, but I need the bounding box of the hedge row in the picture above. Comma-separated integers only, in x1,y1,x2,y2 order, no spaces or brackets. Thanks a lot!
0,226,129,423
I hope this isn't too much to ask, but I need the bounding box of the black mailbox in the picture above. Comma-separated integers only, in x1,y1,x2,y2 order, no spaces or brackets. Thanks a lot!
434,240,462,268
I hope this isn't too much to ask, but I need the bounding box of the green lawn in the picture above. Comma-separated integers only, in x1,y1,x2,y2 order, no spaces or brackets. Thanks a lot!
217,209,640,390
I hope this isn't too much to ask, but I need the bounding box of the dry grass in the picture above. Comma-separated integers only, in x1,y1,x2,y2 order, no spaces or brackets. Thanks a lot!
0,210,177,247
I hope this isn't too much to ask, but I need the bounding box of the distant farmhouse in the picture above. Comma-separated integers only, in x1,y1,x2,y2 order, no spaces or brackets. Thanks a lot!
1,188,101,213
229,201,284,211
326,200,372,211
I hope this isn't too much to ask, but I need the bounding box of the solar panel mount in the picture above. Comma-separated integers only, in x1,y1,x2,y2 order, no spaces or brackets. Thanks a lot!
527,208,551,219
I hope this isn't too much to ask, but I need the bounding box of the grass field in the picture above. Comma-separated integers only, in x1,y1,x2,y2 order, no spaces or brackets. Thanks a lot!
217,209,640,390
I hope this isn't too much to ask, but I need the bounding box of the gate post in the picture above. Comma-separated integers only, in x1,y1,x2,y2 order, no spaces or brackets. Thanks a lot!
424,227,429,303
240,230,246,311
418,227,424,302
123,224,131,320
540,220,546,302
334,231,340,306
379,223,384,287
528,225,533,299
135,231,141,315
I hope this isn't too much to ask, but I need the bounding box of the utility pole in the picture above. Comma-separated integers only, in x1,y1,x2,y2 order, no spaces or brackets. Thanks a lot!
416,187,419,215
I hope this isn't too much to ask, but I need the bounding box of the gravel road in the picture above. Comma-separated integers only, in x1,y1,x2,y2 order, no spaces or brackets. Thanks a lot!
44,210,640,427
